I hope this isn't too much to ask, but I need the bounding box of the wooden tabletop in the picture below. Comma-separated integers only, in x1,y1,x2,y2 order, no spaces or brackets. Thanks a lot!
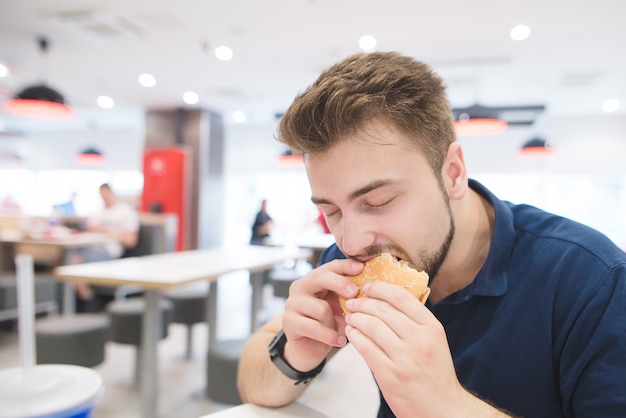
0,230,110,248
53,245,312,290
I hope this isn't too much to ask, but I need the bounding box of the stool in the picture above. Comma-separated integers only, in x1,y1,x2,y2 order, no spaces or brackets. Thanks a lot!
165,282,209,359
36,314,110,368
107,297,173,382
206,338,246,405
269,268,303,299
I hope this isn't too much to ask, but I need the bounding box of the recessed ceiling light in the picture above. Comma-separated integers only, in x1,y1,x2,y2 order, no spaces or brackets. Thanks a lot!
232,110,246,123
510,24,531,41
602,99,621,113
138,73,156,87
359,35,377,52
0,63,8,78
215,46,233,61
97,95,114,109
183,91,199,104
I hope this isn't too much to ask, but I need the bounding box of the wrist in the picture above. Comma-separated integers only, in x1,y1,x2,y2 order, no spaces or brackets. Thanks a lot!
268,329,326,385
458,388,513,418
283,339,325,372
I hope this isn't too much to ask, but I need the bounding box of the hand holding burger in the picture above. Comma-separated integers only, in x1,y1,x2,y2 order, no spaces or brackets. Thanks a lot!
339,253,430,315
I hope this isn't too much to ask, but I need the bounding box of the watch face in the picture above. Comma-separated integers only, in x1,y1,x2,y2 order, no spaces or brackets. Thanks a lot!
269,329,286,358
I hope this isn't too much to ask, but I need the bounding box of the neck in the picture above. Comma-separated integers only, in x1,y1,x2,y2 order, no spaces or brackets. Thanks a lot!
428,189,494,304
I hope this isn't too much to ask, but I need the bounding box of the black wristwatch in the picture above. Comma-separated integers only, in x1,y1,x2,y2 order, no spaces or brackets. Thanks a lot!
268,329,326,385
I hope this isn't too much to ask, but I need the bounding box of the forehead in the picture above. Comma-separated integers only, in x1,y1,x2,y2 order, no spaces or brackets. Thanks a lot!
306,121,430,199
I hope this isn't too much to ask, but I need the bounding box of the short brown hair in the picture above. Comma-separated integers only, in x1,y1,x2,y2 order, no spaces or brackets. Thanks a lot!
277,51,456,172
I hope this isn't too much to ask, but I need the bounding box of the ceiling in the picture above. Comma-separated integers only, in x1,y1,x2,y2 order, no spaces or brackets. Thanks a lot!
0,0,625,133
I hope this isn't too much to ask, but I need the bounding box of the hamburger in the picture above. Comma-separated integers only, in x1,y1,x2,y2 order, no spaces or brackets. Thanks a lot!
339,253,430,315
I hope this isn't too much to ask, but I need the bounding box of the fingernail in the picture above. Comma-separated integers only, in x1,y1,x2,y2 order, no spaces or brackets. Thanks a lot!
337,335,347,346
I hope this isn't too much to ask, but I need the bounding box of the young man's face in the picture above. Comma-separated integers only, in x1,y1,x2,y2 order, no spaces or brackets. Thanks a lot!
99,187,115,207
307,120,454,277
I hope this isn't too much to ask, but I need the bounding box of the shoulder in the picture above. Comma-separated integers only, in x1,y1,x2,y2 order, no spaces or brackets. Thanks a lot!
319,243,346,266
511,203,625,270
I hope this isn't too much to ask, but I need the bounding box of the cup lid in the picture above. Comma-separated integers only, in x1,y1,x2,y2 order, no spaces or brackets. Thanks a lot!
0,364,102,418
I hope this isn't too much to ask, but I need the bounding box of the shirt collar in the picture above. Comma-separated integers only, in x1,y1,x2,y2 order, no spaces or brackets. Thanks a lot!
438,179,512,304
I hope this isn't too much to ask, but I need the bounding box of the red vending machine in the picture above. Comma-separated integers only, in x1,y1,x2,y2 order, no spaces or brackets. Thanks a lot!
141,147,190,251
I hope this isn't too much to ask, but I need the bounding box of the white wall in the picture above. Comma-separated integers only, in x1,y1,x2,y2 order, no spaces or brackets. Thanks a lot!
2,112,626,248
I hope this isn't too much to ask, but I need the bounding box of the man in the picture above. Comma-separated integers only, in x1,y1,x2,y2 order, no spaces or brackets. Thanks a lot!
74,183,139,311
237,52,626,417
250,199,274,245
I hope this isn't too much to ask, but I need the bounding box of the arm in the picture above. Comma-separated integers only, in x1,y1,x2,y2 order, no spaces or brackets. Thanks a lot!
237,259,363,406
237,316,307,406
87,225,138,249
116,229,138,249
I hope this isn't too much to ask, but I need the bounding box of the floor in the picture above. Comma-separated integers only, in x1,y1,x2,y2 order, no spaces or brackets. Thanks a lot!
0,270,380,418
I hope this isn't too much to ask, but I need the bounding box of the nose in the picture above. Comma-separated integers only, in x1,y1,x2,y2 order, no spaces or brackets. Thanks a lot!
339,212,376,258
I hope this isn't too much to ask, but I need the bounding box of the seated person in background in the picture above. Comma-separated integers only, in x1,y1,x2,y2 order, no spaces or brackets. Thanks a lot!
236,51,626,417
74,183,139,311
53,191,77,216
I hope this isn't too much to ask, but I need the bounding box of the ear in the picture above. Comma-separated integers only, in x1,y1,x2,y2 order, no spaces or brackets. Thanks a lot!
442,142,468,201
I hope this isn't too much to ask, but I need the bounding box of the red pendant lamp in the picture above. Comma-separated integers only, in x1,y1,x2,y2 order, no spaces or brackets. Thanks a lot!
76,147,105,165
276,149,304,168
4,37,75,120
517,137,554,159
453,104,508,137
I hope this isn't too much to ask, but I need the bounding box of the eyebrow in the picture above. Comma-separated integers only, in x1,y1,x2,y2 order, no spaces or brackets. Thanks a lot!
311,179,393,205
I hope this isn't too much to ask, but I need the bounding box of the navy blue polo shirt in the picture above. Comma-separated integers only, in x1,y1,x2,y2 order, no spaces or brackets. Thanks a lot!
319,179,626,418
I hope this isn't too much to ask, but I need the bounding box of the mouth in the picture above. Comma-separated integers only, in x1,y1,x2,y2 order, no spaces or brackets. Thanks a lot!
393,254,417,270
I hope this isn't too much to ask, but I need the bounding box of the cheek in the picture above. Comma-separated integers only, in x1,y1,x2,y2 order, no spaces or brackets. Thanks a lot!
393,197,449,244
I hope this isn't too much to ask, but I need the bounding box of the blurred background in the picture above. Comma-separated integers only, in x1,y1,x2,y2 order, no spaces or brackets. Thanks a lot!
1,0,625,248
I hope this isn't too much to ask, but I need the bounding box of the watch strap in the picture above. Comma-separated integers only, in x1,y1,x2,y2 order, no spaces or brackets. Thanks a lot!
269,329,326,385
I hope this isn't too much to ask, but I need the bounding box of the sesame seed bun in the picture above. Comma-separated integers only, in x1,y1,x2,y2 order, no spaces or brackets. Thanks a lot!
339,253,430,315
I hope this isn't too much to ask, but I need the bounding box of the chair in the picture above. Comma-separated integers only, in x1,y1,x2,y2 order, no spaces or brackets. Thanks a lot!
206,338,246,405
269,268,302,299
86,223,158,310
164,282,209,359
269,262,312,299
120,223,160,258
36,314,110,368
0,274,59,322
106,297,173,382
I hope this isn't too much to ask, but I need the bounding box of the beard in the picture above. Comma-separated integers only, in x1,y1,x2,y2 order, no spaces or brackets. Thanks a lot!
420,211,454,283
419,172,455,282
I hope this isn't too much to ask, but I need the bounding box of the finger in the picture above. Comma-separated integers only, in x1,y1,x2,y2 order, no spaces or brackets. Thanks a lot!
289,258,363,299
344,320,393,369
283,296,347,348
362,281,432,325
345,295,417,343
347,282,433,352
285,312,347,348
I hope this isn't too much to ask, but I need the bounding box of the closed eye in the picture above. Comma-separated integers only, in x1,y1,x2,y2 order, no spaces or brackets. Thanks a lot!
365,198,394,210
324,210,338,218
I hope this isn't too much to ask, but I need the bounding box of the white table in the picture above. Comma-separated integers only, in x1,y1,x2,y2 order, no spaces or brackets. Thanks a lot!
199,402,327,418
54,245,312,418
